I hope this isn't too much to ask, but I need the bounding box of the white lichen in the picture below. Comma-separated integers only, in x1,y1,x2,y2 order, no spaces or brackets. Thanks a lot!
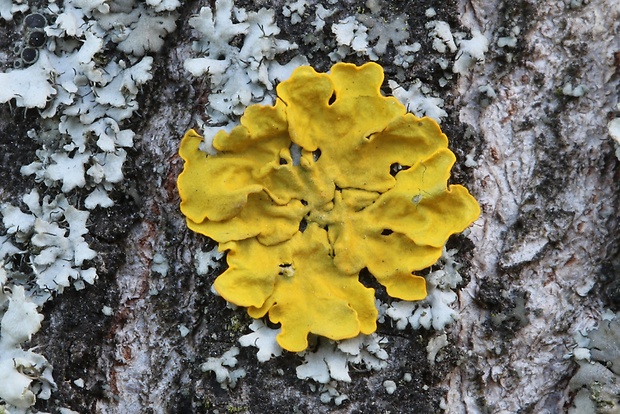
0,285,55,411
453,29,488,75
359,14,409,57
426,333,449,365
318,381,348,405
199,347,247,389
330,13,411,61
0,0,180,409
297,340,353,383
282,0,308,25
607,117,620,160
296,334,388,384
184,0,306,131
238,320,283,362
0,0,27,21
389,79,447,123
178,324,190,337
0,61,56,108
102,305,113,316
383,380,397,394
151,253,169,277
386,248,463,332
336,334,389,371
194,247,224,276
567,312,620,413
1,189,97,296
561,82,588,97
394,42,421,68
312,4,334,31
11,9,160,205
332,16,370,55
99,7,176,57
426,21,457,54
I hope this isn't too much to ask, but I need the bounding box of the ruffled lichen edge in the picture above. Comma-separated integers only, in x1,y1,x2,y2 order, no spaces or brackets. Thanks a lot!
178,62,480,352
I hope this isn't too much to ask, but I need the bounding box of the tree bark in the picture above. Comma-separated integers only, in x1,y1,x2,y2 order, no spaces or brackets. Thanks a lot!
0,0,618,413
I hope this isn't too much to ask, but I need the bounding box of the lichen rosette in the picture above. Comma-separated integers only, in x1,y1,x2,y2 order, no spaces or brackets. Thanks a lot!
178,62,480,352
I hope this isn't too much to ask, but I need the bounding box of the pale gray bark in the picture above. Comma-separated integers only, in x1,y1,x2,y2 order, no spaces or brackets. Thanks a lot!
451,1,619,412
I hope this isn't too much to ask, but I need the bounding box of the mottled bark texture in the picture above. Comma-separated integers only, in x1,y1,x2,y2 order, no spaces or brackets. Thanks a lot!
1,0,618,413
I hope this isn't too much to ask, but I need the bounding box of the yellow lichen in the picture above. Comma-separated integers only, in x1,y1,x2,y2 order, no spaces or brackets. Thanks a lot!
178,62,480,352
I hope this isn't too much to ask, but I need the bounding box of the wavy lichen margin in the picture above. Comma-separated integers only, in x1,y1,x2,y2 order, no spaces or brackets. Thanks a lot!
178,62,480,352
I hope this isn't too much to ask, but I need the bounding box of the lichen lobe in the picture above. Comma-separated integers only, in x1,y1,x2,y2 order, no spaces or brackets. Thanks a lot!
178,62,479,352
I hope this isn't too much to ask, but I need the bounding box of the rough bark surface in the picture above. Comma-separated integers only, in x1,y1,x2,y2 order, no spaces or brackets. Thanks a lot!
1,0,619,413
452,1,620,412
